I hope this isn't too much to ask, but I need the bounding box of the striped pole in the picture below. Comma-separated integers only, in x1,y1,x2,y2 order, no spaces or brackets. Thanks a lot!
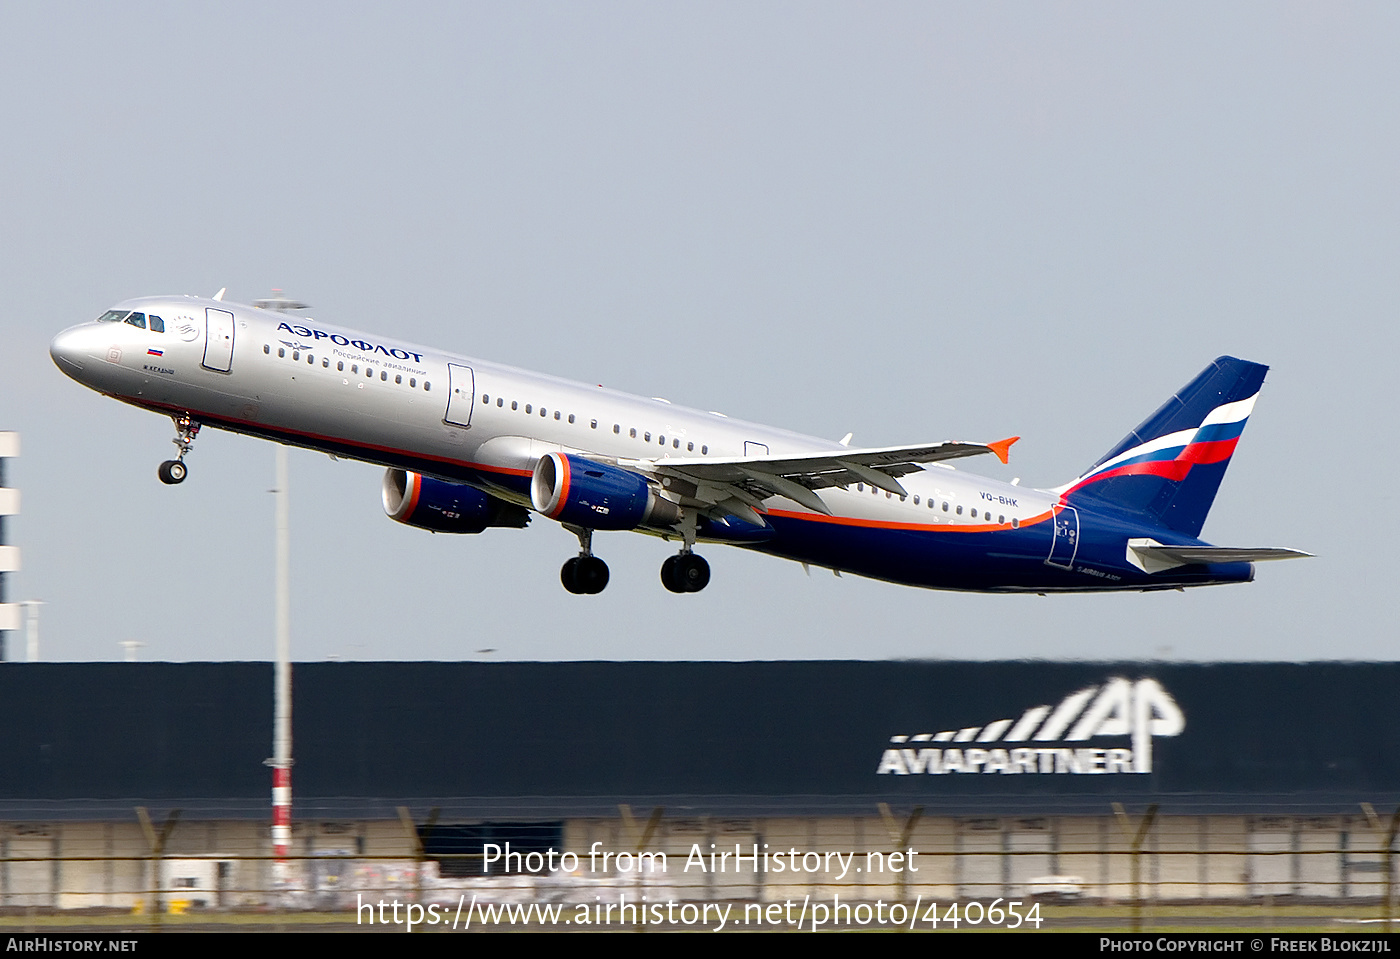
272,764,291,861
271,446,293,896
0,433,19,660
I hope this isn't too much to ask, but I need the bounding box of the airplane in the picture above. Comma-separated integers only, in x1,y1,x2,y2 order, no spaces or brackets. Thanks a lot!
49,293,1308,595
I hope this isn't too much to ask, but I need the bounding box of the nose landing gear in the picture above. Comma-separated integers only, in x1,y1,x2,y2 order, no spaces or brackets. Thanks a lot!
157,414,200,485
157,460,187,484
561,526,609,594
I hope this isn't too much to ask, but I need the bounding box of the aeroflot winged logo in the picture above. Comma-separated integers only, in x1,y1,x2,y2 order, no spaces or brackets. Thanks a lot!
877,677,1184,777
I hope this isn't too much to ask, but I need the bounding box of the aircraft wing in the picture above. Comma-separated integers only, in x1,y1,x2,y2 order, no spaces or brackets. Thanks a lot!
1126,538,1313,574
621,437,1019,521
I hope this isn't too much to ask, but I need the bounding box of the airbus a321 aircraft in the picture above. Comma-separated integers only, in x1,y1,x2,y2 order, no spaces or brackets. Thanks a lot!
50,294,1307,595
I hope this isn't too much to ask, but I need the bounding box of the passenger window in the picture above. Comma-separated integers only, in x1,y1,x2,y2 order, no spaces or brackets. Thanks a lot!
1012,518,1019,529
496,397,502,406
687,442,693,452
411,378,417,387
525,404,532,414
999,515,1005,524
614,424,620,434
367,368,374,378
956,506,963,515
673,439,679,449
702,445,708,454
396,375,402,384
279,348,286,358
351,364,358,373
293,351,300,361
556,411,563,421
857,484,864,492
148,316,165,333
644,432,651,442
540,407,547,417
323,359,329,368
885,492,892,499
338,361,344,372
913,495,920,505
942,502,949,512
512,401,518,411
264,345,270,355
424,382,431,391
629,428,636,438
308,354,315,363
482,394,489,403
657,435,664,445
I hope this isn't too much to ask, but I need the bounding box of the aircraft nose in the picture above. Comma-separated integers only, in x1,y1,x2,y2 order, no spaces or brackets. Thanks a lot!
49,326,89,374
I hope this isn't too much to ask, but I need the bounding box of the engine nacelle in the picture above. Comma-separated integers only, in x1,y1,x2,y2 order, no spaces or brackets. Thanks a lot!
530,452,681,531
382,470,530,533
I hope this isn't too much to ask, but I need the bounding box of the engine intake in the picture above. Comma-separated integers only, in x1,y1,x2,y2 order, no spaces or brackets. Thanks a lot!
382,470,530,533
530,452,681,531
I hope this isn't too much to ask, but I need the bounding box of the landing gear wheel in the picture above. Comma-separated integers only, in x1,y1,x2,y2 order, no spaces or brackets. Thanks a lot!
676,553,710,592
561,526,609,594
158,460,187,485
561,557,584,594
662,553,710,593
576,556,610,594
661,555,684,593
562,555,609,594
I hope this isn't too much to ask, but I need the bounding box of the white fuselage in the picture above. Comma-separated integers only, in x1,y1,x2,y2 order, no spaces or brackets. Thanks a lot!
51,296,1053,534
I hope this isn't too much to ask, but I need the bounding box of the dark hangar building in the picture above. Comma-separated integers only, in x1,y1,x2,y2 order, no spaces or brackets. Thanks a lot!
0,661,1396,908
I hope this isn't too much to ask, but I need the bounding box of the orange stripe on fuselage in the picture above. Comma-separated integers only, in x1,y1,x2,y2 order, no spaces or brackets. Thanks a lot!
764,507,1055,533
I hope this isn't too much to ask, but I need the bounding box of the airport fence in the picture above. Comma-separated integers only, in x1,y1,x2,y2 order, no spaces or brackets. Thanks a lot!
0,803,1395,932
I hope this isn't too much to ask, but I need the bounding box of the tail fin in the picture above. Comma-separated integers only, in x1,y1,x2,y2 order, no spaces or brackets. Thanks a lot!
1058,356,1268,537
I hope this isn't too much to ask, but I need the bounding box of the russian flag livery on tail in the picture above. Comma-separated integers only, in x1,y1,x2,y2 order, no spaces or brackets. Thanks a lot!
1059,357,1265,537
51,296,1309,596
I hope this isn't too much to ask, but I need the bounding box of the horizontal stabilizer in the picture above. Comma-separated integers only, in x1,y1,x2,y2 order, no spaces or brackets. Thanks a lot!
1126,538,1312,574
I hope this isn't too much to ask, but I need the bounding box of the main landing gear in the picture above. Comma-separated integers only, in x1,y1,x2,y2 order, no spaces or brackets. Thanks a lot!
661,552,710,593
157,414,201,485
561,526,609,595
557,513,712,595
661,508,709,593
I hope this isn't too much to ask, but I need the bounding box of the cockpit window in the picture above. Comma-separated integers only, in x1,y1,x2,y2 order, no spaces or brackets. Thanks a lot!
148,315,164,333
123,312,146,330
97,310,128,323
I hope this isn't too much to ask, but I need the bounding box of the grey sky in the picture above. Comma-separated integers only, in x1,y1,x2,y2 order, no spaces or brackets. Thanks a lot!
1,3,1393,662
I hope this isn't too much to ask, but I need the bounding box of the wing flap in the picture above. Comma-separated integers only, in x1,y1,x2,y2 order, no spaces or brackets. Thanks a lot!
625,437,1019,519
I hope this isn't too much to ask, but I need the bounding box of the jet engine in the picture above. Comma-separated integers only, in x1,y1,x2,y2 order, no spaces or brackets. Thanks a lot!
530,452,681,531
382,469,530,533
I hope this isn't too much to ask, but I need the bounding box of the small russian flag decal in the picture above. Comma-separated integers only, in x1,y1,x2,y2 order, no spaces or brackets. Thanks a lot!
147,349,164,356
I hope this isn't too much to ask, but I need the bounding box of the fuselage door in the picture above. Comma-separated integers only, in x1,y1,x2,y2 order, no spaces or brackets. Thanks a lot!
744,441,770,457
202,308,235,373
444,363,475,428
1045,504,1079,569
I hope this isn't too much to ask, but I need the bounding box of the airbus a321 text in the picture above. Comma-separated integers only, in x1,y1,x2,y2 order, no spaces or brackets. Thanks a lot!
50,294,1308,595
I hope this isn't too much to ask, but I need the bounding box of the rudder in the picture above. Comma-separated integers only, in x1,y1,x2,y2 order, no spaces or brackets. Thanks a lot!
1059,356,1268,537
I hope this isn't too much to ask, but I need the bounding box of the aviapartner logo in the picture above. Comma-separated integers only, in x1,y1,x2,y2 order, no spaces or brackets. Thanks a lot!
877,678,1184,776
